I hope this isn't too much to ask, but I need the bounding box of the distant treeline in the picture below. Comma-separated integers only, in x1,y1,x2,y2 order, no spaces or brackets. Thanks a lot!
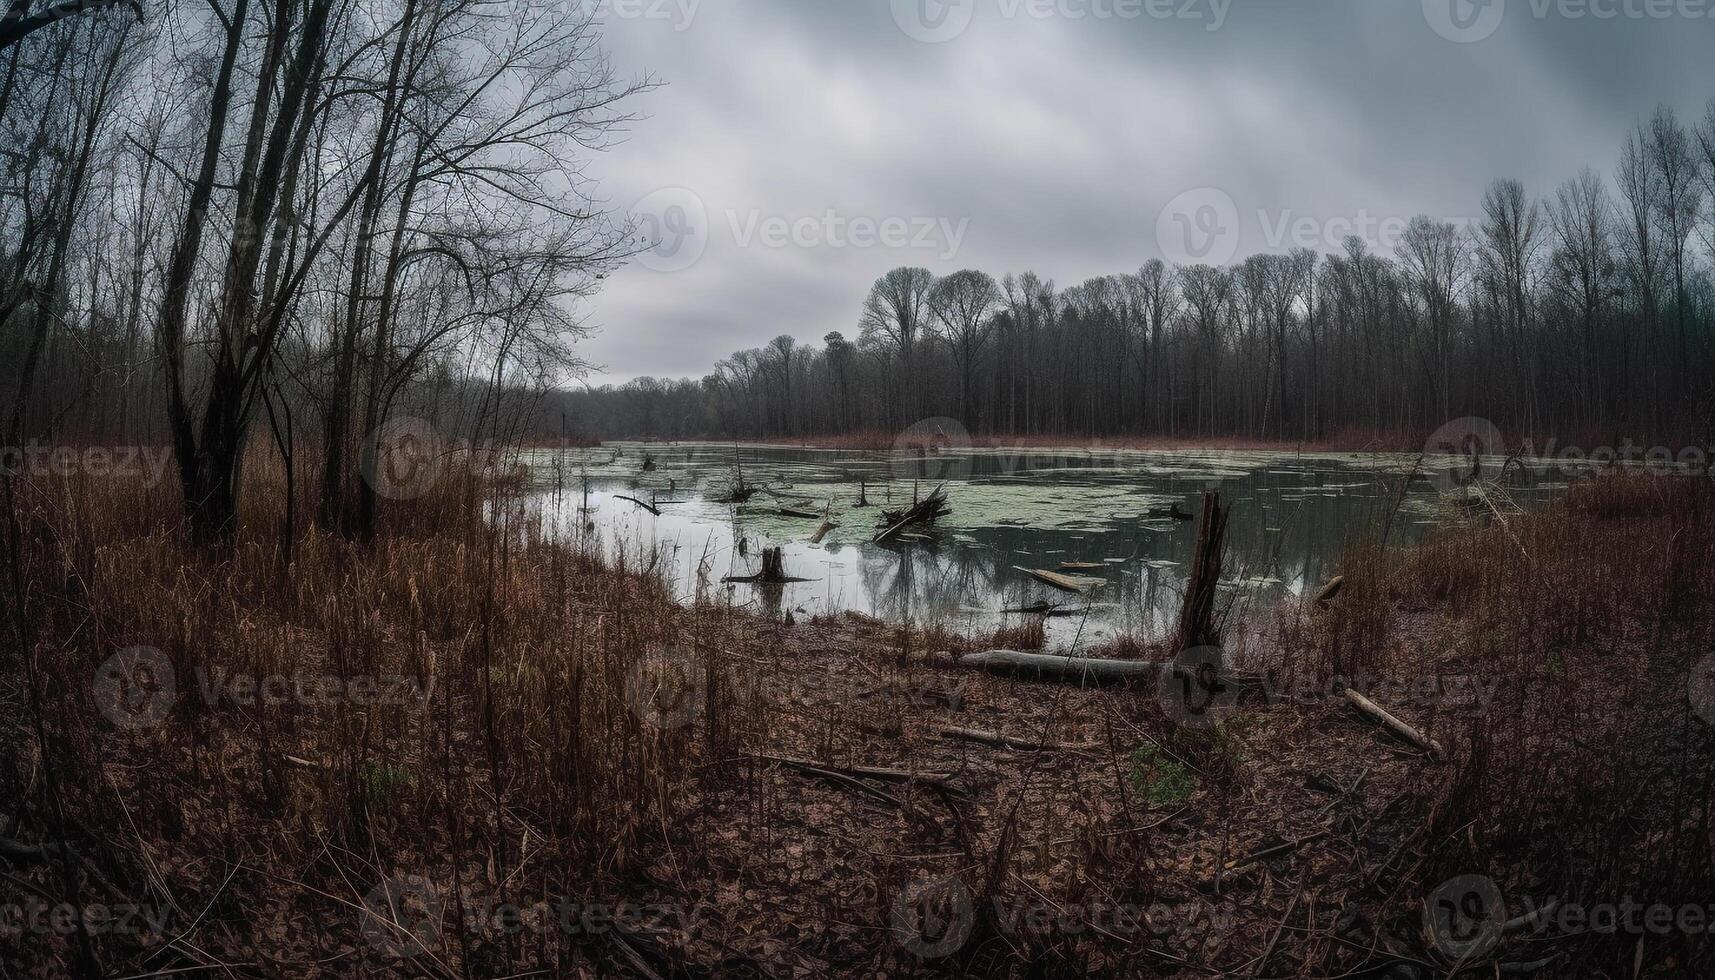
571,103,1715,446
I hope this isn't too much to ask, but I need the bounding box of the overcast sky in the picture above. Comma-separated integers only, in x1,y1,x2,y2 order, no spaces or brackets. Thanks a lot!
576,0,1715,386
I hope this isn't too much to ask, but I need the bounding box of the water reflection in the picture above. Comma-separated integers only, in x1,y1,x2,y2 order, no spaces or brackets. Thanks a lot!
521,442,1562,649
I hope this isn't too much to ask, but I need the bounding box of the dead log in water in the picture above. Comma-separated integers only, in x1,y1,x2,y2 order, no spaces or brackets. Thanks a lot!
614,494,660,516
874,483,950,542
1014,566,1104,593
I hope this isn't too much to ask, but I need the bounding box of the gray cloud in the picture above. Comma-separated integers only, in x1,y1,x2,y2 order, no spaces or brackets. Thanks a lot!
577,0,1715,385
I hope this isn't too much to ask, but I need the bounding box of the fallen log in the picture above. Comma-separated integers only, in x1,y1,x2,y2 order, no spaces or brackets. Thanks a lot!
1342,688,1443,756
938,726,1095,752
955,649,1160,684
1223,829,1327,871
1057,561,1107,572
1014,566,1104,593
778,762,904,806
776,507,821,519
1313,575,1345,608
0,836,68,864
614,494,660,516
809,520,836,544
753,753,952,786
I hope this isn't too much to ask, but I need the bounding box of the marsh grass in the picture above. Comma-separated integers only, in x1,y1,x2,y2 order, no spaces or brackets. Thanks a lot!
0,447,757,974
1298,471,1715,970
4,454,1714,976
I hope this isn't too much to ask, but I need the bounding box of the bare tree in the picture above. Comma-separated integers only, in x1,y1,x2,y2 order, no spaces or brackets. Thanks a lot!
858,266,934,425
927,269,999,427
1400,215,1470,421
0,0,139,52
1548,167,1616,418
1647,105,1705,394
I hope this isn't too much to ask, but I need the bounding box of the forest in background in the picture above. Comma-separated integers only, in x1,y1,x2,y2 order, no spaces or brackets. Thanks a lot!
571,104,1715,447
9,0,1715,552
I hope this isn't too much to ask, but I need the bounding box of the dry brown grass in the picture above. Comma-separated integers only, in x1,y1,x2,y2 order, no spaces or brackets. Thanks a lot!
1,454,750,975
1293,471,1715,973
4,460,1713,977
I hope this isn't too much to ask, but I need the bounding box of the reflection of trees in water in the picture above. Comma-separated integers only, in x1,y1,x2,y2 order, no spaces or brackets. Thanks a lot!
541,445,1479,640
856,541,1007,625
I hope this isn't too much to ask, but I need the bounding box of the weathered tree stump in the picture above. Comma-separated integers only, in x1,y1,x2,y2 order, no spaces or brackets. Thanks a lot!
1174,491,1229,653
760,546,785,582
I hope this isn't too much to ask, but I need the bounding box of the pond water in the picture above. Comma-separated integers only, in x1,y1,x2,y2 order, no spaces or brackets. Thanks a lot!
516,442,1569,649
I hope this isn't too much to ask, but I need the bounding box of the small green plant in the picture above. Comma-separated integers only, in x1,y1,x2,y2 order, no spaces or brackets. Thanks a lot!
1130,744,1195,807
359,760,416,806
